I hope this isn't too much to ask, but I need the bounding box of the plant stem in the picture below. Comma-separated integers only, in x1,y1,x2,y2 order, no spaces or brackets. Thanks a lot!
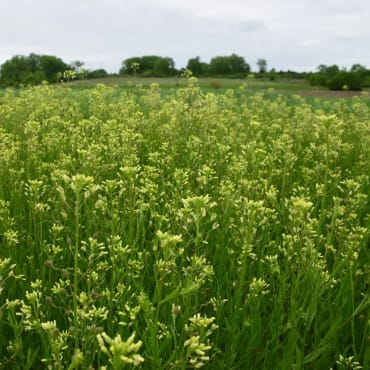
73,192,80,350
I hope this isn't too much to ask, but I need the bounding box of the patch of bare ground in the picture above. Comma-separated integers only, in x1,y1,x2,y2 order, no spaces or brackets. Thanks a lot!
288,90,367,98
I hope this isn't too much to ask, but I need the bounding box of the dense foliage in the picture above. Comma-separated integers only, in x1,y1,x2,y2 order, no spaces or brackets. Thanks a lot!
2,53,370,90
119,56,177,77
87,69,109,79
0,54,69,87
0,54,109,88
119,54,250,78
186,54,250,77
308,64,370,91
207,54,250,76
0,80,369,369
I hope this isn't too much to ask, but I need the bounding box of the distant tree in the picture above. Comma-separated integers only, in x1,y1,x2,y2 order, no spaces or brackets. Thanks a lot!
316,64,327,74
130,62,140,76
119,57,142,75
119,56,175,76
317,64,340,77
70,61,90,80
310,63,368,90
0,53,69,87
350,64,366,73
201,62,210,76
153,57,175,76
327,71,362,91
326,65,340,77
228,54,250,75
186,57,205,76
140,56,158,74
257,58,267,74
362,75,370,88
0,55,30,86
87,69,109,79
308,73,327,87
309,64,341,88
208,56,227,75
70,60,84,73
39,55,69,82
209,54,250,76
268,68,276,81
350,63,368,83
186,57,209,77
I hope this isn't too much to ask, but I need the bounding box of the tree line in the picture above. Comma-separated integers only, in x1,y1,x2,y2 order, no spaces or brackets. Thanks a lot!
1,53,369,90
0,54,108,88
119,54,251,77
308,64,370,90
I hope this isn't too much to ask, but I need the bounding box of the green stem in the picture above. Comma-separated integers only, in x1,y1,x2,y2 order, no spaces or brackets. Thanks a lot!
349,263,357,357
73,193,80,350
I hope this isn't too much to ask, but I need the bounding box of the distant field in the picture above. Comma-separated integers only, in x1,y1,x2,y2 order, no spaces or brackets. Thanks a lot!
63,76,369,99
2,76,368,101
63,76,312,91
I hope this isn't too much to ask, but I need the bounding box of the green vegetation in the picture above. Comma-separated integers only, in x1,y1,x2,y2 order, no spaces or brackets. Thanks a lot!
119,56,177,77
58,75,326,97
0,53,69,87
207,54,250,76
0,54,108,88
119,54,250,78
1,52,370,92
0,79,369,369
257,58,268,74
308,64,370,91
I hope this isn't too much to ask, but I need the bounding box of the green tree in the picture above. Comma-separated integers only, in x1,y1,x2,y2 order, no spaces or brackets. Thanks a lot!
327,71,362,91
140,56,158,72
317,64,340,77
120,57,142,75
308,73,327,87
309,64,341,88
350,64,369,86
268,68,276,81
39,55,69,82
87,69,109,79
209,54,250,76
257,58,267,74
120,56,176,77
0,55,30,86
186,57,207,76
350,63,366,74
70,60,84,73
153,57,175,76
0,53,69,87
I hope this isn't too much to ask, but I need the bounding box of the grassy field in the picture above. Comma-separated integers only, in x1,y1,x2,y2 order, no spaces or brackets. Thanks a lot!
63,76,314,92
0,78,369,369
64,76,369,105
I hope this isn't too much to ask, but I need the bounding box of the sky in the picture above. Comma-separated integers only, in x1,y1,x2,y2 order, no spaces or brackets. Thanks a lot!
0,0,369,73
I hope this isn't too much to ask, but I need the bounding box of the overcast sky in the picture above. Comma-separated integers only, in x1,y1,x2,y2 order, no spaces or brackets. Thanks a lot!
0,0,369,73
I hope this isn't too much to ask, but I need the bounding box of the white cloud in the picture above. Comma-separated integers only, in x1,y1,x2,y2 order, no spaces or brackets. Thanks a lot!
0,0,369,72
